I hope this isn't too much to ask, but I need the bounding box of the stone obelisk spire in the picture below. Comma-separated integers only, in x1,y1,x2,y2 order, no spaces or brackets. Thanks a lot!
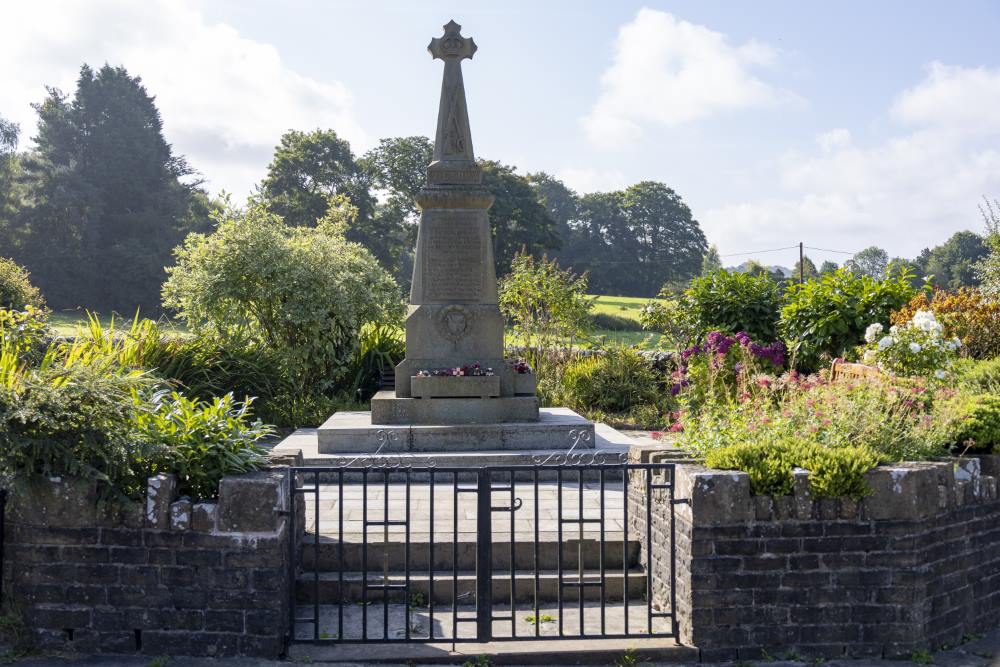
384,19,534,421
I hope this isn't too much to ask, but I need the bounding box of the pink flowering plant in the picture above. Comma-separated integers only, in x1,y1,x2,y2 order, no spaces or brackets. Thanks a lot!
674,331,786,412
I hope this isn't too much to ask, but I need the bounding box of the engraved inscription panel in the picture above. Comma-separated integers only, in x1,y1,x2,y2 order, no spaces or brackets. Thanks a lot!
423,218,483,301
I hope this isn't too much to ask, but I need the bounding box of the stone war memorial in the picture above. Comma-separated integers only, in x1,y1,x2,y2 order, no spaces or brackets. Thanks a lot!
5,15,1000,667
307,19,603,460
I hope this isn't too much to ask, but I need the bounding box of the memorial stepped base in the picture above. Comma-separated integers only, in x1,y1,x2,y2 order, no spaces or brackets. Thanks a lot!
316,405,594,453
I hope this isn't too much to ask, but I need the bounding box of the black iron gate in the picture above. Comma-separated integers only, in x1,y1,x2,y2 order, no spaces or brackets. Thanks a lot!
286,455,678,644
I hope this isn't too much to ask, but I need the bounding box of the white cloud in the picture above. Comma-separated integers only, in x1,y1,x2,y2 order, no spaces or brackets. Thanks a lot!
581,8,794,147
702,63,1000,261
0,0,367,197
556,167,627,194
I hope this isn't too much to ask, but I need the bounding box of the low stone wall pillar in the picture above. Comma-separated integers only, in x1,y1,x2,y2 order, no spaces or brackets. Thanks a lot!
632,446,1000,661
1,469,294,658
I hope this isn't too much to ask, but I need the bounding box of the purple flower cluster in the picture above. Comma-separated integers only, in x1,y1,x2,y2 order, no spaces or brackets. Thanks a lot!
679,331,787,368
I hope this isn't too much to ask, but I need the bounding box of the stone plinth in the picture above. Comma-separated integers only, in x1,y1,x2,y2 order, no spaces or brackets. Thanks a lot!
371,390,537,425
317,406,594,453
411,374,500,398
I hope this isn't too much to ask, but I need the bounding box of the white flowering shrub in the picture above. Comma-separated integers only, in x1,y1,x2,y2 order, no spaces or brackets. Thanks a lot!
861,310,960,379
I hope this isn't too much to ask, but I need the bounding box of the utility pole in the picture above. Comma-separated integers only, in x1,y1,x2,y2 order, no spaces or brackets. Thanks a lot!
799,242,805,284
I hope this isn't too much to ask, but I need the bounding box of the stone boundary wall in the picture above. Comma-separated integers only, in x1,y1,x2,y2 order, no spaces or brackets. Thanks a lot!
629,449,1000,661
1,469,294,658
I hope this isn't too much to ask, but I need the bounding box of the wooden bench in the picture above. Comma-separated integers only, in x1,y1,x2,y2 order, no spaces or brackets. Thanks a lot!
830,358,883,382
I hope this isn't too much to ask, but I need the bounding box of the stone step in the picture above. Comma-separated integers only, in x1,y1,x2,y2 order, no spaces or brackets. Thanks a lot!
300,535,641,571
295,569,647,604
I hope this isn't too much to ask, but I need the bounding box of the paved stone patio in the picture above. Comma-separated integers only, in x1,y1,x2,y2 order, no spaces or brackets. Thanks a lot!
302,481,629,540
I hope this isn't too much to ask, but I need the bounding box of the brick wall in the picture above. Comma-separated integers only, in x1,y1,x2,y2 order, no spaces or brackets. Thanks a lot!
630,452,1000,661
1,470,293,658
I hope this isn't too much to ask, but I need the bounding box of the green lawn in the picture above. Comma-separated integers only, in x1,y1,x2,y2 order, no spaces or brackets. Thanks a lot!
48,310,188,337
44,294,673,351
589,294,656,322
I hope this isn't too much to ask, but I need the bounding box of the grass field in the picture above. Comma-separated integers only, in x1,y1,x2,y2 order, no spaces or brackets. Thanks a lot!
589,294,654,322
48,311,189,337
44,294,674,351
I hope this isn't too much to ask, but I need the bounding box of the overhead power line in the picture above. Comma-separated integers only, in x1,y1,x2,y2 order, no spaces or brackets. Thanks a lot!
719,245,799,258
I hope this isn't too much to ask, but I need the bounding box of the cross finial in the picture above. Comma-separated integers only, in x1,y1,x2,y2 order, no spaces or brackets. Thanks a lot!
428,20,477,61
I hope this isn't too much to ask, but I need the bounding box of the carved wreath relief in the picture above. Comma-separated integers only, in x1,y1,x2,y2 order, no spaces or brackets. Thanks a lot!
436,305,474,344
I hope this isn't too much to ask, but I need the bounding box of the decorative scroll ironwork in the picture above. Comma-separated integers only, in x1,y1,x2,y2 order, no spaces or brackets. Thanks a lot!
531,428,628,466
337,430,438,469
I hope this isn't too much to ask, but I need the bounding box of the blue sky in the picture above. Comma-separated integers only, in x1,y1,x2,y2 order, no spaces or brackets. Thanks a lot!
4,1,1000,269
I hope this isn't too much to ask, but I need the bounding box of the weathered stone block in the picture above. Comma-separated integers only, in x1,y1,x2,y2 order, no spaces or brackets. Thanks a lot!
674,464,751,526
191,502,218,532
170,499,192,531
8,477,97,528
217,471,287,533
411,374,500,398
145,473,177,529
862,465,940,520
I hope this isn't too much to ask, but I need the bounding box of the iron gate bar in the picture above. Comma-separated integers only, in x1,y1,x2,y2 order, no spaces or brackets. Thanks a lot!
287,462,678,645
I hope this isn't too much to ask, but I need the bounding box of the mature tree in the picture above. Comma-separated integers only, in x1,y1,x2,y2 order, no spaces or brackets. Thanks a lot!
358,136,433,280
743,260,787,284
978,197,1000,300
792,255,818,282
12,65,202,313
260,129,369,227
0,115,21,248
914,231,987,289
566,182,706,296
526,172,579,242
846,246,890,278
701,245,723,275
819,260,839,275
480,161,560,276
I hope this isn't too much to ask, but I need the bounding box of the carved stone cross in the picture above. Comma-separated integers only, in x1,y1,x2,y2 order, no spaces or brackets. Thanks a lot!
428,19,478,61
427,20,478,170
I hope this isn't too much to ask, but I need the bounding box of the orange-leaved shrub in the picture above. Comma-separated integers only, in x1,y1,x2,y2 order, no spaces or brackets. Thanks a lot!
892,288,1000,360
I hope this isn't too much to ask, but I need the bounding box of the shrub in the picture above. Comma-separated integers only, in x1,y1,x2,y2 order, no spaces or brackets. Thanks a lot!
0,341,157,497
780,268,916,371
941,392,1000,453
133,390,271,500
0,257,44,311
705,437,882,499
346,323,405,401
675,331,785,411
956,356,1000,393
0,307,50,364
162,200,403,393
499,253,591,379
891,288,1000,359
561,346,660,414
642,270,782,344
859,310,960,380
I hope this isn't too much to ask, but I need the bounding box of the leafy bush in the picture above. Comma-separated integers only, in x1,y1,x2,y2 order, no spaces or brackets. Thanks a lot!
0,257,44,311
0,341,156,496
132,390,271,499
642,270,782,344
162,200,403,393
346,323,405,401
940,392,1000,453
561,346,661,414
675,331,785,410
499,253,592,379
706,441,879,499
891,288,1000,360
859,310,960,379
780,268,916,371
0,307,50,363
955,356,1000,393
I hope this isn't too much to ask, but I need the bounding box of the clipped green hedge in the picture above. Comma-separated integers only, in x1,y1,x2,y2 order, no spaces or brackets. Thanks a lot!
705,440,881,500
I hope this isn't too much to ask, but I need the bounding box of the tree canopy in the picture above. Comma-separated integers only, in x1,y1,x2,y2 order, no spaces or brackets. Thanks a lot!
6,64,204,313
914,230,987,289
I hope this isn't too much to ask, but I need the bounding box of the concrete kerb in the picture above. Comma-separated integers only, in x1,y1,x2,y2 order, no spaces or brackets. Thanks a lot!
287,637,697,664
